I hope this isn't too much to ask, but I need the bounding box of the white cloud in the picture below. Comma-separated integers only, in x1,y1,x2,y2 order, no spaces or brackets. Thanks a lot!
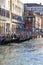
20,0,43,4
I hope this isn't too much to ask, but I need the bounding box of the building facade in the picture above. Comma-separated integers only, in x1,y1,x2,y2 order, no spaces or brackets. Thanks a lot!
23,10,42,37
34,13,42,30
23,11,35,37
41,16,43,30
24,3,43,15
0,0,24,36
24,3,43,37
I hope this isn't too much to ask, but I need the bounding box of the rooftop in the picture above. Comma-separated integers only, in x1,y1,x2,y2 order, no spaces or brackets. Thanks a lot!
24,3,43,7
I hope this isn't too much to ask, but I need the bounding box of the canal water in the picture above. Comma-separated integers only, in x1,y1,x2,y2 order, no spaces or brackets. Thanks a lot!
0,38,43,65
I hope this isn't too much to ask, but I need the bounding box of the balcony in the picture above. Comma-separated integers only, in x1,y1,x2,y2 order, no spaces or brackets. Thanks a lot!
0,8,22,22
0,8,9,18
12,13,22,22
0,8,9,21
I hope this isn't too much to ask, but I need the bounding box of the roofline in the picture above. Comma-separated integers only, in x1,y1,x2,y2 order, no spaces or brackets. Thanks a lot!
24,3,43,6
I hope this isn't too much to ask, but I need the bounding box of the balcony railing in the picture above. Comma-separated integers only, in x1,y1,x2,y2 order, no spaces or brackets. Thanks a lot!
0,8,9,18
12,13,22,21
0,8,22,21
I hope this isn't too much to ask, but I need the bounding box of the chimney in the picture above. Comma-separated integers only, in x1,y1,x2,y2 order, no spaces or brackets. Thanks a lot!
40,3,41,5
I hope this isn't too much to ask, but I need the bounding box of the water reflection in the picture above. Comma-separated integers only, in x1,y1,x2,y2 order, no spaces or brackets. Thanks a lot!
0,38,43,65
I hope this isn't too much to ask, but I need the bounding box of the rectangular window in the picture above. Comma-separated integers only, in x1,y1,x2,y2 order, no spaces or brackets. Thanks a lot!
12,3,14,10
6,23,10,33
15,5,21,12
8,1,10,8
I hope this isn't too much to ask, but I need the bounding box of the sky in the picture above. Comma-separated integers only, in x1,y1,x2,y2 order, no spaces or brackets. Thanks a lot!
20,0,43,4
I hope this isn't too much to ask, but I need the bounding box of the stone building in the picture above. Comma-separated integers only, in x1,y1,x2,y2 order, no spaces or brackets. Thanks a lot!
24,3,43,15
0,0,24,36
23,10,42,38
24,3,43,38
